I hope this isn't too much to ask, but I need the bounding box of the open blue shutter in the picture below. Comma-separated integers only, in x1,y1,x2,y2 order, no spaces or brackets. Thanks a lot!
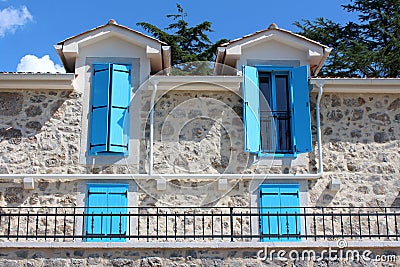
86,184,108,242
107,184,128,242
279,185,301,241
291,65,312,153
90,64,110,154
260,185,280,241
242,66,261,153
109,64,131,154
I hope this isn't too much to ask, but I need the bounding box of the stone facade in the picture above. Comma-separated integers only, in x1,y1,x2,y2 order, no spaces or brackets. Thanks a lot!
309,93,400,208
1,90,400,247
0,91,400,208
0,90,83,174
0,247,398,266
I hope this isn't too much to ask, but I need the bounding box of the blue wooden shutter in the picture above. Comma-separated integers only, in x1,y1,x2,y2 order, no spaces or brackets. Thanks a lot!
242,66,261,153
107,184,128,241
86,184,108,241
90,64,110,154
86,184,128,242
291,65,312,153
260,185,280,241
260,184,301,242
109,64,131,154
279,185,301,241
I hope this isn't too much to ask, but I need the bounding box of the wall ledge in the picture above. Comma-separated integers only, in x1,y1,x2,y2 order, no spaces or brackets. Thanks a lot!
0,73,75,90
0,241,399,249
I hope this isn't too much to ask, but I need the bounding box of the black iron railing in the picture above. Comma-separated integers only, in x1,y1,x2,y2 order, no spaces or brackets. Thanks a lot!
0,207,399,242
260,110,292,153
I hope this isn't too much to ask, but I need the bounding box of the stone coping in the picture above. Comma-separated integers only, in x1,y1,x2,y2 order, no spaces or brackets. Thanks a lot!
1,241,400,249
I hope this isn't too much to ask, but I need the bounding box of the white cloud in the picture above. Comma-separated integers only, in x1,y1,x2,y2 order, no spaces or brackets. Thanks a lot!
0,6,33,37
17,55,66,73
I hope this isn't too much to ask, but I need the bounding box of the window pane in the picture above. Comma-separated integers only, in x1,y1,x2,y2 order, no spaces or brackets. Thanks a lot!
275,75,289,111
259,74,272,111
275,75,291,152
259,74,274,151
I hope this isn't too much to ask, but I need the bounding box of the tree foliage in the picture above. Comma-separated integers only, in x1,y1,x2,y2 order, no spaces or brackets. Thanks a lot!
295,0,400,77
137,4,228,70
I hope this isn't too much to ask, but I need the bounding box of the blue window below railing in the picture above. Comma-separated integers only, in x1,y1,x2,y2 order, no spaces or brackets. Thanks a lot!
85,183,128,242
259,184,301,242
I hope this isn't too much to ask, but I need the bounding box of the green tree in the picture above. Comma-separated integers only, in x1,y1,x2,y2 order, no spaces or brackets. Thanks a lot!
137,3,228,72
295,0,400,77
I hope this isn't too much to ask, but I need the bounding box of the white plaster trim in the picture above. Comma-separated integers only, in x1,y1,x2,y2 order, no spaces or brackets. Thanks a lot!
0,73,75,90
256,154,307,167
0,174,320,180
1,241,400,249
311,78,400,93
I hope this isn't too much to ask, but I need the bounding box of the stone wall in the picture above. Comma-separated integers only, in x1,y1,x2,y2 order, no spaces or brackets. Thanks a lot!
309,93,400,208
0,90,84,174
0,247,398,266
1,90,400,244
0,89,312,175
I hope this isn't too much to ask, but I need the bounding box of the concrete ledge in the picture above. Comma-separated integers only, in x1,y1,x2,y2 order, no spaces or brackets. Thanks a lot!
311,78,400,93
1,241,400,249
0,173,320,180
0,73,75,90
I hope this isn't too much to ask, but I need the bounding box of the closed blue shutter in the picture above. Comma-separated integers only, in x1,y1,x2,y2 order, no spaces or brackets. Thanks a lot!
86,184,108,241
279,185,301,241
260,185,280,241
260,184,301,242
291,65,312,153
107,184,128,241
109,64,131,154
242,66,261,153
89,64,110,154
86,184,128,242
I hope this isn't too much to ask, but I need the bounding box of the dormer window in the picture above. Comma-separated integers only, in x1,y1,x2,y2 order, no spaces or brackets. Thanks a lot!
242,65,312,157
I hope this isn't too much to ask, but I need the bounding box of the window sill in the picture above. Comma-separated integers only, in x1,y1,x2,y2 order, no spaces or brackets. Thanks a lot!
255,153,307,167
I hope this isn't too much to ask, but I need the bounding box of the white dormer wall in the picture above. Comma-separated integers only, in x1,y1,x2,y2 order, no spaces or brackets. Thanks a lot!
237,39,310,70
217,24,330,76
74,36,150,94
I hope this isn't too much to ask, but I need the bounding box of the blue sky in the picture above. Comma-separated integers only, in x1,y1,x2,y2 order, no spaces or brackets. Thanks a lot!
0,0,356,72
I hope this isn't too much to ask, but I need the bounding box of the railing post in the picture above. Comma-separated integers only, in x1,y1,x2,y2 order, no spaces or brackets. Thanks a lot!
230,207,234,242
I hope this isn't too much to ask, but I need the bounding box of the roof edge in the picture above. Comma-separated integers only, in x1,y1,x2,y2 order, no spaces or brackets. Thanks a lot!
57,20,167,46
221,27,329,49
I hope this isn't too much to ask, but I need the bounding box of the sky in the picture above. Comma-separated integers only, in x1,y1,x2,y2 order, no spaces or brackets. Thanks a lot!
0,0,358,72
